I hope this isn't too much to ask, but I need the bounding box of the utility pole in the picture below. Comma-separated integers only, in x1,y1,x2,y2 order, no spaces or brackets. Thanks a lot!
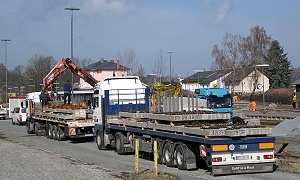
1,39,11,114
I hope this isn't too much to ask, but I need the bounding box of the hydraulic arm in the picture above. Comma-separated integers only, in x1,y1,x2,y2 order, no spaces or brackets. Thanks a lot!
42,58,99,95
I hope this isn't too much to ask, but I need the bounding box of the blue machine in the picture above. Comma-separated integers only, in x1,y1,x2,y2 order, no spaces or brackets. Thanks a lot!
195,88,232,114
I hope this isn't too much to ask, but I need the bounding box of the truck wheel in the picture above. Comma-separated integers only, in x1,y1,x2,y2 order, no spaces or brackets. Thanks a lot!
57,126,65,141
175,144,187,170
115,132,126,155
154,138,163,164
163,141,174,167
96,131,106,150
34,122,40,136
12,120,15,125
47,124,54,139
26,122,34,134
53,125,58,140
17,119,21,126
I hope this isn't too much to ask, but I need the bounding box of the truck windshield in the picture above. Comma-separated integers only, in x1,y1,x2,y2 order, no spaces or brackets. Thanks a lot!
207,95,232,108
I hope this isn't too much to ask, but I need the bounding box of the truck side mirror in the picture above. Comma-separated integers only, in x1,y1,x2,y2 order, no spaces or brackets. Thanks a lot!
195,89,200,94
21,102,24,108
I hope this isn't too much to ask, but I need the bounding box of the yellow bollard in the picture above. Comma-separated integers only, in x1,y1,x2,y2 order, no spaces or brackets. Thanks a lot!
135,139,139,174
153,140,158,177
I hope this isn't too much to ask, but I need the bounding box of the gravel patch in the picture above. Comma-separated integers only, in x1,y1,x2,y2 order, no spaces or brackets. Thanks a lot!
0,139,120,180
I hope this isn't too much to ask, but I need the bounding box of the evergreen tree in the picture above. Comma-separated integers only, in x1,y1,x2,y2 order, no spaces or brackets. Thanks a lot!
265,40,291,88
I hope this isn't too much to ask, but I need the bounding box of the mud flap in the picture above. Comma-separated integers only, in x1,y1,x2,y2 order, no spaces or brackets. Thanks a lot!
212,163,274,176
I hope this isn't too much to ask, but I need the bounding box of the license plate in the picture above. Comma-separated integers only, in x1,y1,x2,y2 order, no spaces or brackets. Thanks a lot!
236,155,249,160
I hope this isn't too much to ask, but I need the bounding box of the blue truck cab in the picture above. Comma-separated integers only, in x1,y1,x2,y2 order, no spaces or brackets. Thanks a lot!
195,88,232,114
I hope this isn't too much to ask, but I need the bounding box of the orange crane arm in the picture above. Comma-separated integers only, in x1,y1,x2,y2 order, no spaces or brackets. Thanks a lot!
42,58,99,94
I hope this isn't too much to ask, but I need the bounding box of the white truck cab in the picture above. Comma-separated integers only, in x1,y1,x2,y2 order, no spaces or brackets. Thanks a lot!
92,76,147,124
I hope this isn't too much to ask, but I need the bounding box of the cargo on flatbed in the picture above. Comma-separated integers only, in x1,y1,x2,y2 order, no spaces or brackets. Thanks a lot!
26,102,94,139
93,78,276,176
23,58,275,176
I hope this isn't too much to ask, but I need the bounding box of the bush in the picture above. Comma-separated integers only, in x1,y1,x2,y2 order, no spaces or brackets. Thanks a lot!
246,88,294,105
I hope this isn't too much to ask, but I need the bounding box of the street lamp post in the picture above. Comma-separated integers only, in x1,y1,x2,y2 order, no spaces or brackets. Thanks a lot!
256,64,269,110
1,39,11,113
65,7,80,103
167,51,174,83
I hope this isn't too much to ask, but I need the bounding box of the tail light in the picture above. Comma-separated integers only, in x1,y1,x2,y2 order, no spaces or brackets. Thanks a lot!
263,154,273,159
212,157,222,162
19,115,22,119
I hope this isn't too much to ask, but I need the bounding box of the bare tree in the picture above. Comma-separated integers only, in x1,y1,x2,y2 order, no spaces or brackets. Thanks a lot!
80,58,94,68
0,64,6,82
211,26,273,93
135,64,146,82
241,26,272,66
152,49,167,82
291,67,300,83
117,48,137,76
24,54,57,92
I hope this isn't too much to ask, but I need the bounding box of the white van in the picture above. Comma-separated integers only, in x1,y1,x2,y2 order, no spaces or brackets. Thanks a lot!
11,107,27,125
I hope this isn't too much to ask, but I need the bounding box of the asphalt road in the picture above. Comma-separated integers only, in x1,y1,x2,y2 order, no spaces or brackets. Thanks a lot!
0,119,299,180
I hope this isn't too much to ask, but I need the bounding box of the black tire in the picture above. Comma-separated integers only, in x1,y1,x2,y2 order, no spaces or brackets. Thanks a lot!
57,126,65,141
115,132,125,155
17,119,21,126
154,138,163,164
53,125,58,140
12,120,15,125
34,122,40,136
47,124,54,139
163,141,174,167
26,122,34,134
175,144,187,170
96,131,105,150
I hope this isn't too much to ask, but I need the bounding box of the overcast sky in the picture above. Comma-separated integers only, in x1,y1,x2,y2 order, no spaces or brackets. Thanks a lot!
0,0,299,77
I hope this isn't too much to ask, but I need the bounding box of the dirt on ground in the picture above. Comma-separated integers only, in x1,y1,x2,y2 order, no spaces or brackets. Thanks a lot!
275,136,300,174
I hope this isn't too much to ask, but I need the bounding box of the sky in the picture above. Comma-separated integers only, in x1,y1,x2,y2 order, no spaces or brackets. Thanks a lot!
0,0,300,78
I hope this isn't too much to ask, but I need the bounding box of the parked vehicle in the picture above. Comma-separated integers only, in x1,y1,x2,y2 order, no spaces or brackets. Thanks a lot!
25,57,275,175
0,105,7,120
195,88,233,114
9,96,26,119
11,107,27,125
25,58,99,139
93,78,275,176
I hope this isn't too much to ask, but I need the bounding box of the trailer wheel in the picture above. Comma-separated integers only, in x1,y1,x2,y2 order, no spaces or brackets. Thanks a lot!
96,131,105,150
175,144,186,170
34,122,40,136
115,132,126,155
47,124,54,139
163,141,174,167
57,126,65,141
53,125,58,140
154,138,163,164
26,122,34,134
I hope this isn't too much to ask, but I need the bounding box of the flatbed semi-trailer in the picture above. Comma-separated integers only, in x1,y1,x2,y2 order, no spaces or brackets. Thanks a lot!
93,86,275,176
26,103,94,140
